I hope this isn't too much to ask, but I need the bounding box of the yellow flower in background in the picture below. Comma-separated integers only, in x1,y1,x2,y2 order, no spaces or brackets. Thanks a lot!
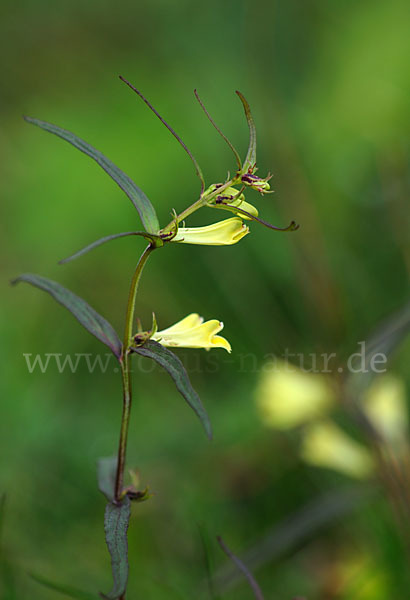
255,361,335,429
337,553,390,600
171,217,249,245
301,421,374,479
152,313,231,352
362,374,408,447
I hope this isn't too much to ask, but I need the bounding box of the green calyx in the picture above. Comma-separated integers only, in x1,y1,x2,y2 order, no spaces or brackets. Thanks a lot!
132,312,158,347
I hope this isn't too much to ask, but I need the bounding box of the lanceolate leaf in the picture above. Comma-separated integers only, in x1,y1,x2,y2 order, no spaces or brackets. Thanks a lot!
59,231,163,264
97,457,118,502
236,91,256,171
24,116,160,235
132,340,212,439
30,572,98,600
101,497,131,600
12,274,122,359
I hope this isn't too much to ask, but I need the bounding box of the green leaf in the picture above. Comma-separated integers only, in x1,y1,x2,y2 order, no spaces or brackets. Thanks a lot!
24,116,160,235
12,274,122,359
30,572,98,600
59,231,163,264
101,497,131,600
236,91,256,171
97,457,118,502
131,340,212,439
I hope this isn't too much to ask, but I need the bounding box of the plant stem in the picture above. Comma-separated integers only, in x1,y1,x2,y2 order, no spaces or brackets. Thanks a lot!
122,244,155,350
114,243,154,502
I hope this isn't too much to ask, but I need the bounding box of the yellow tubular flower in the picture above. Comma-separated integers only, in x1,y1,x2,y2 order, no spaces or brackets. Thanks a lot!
363,374,408,447
171,218,249,245
152,313,231,352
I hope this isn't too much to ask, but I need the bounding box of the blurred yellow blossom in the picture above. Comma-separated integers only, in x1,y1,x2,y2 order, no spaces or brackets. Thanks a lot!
255,361,335,429
362,374,408,446
301,421,374,479
335,551,390,600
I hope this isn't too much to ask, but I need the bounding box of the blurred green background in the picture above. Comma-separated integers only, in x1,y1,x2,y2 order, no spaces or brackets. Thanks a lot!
1,0,410,598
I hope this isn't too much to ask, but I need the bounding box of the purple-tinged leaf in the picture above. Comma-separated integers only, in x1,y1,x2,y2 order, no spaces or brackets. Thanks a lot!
30,572,98,599
12,274,122,359
97,457,118,502
101,497,131,600
236,91,257,171
59,231,163,264
217,537,264,600
131,340,212,440
24,116,160,235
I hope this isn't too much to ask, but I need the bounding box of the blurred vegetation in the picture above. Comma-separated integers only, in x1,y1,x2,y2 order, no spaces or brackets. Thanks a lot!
1,0,410,598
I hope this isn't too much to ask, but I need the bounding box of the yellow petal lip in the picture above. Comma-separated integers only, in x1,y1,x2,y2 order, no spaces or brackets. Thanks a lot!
171,217,249,246
152,313,232,352
158,313,203,334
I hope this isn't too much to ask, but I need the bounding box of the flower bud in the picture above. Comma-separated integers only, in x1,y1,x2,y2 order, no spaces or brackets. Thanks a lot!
241,172,271,193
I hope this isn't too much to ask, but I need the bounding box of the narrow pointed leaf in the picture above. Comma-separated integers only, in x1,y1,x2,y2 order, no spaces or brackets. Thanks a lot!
12,274,122,359
101,497,131,600
97,457,118,502
131,340,212,439
59,230,163,264
30,573,98,600
24,116,160,234
236,91,256,171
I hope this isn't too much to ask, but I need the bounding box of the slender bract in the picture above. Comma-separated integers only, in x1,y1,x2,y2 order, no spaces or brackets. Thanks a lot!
236,91,257,170
120,76,206,194
194,89,242,171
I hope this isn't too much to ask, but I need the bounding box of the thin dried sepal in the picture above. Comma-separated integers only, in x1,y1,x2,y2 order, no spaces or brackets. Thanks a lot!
120,76,205,193
194,89,242,171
